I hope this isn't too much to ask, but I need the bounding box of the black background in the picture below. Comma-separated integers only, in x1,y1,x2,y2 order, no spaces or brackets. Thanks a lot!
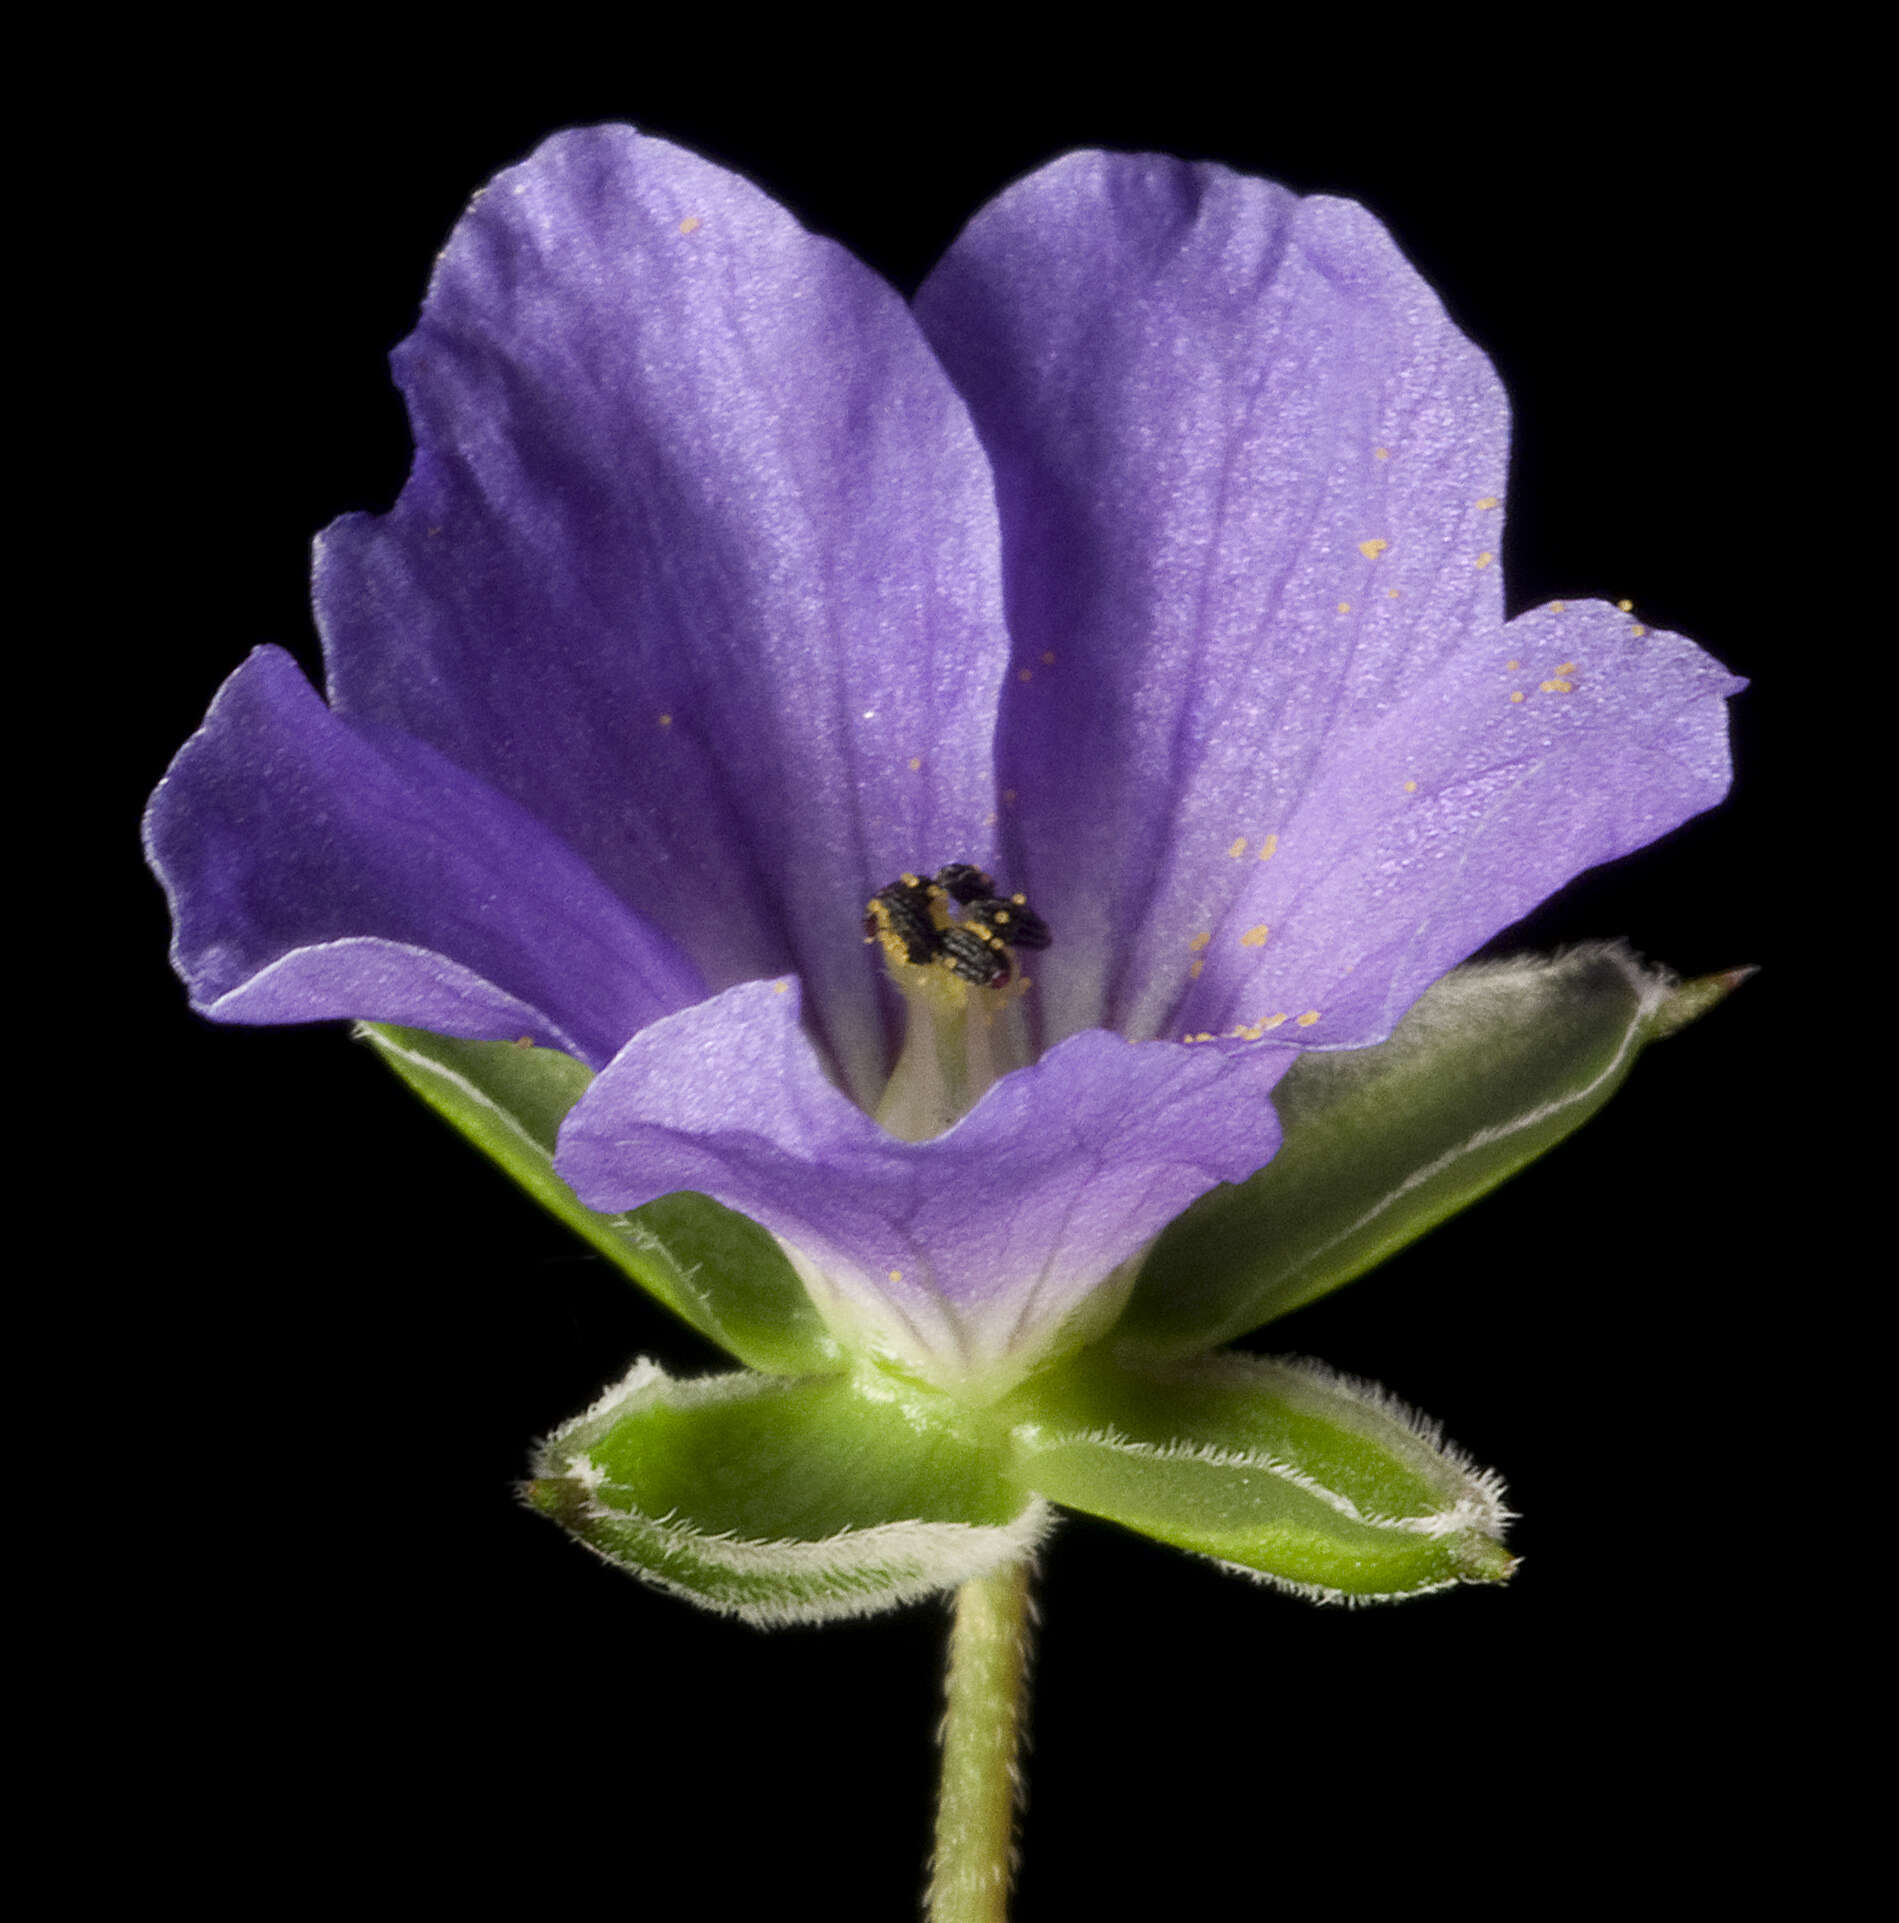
108,51,1817,1916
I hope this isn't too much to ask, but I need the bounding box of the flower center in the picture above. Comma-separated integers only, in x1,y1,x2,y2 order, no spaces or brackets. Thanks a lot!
864,863,1050,1141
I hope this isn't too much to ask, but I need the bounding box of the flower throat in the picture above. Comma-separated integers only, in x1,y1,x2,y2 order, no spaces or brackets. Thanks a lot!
865,864,1050,1142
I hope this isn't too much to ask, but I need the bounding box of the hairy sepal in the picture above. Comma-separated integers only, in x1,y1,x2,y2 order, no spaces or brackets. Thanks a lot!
1120,946,1742,1355
1004,1348,1512,1603
527,1361,1050,1626
360,1023,836,1374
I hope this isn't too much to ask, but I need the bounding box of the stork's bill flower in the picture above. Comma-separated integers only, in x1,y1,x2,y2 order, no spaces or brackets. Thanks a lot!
146,130,1738,1612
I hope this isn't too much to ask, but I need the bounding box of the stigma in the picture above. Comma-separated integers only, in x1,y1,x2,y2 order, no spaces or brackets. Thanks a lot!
864,863,1051,1141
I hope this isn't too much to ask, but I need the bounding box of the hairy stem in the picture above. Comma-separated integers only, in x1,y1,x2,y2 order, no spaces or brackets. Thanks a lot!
928,1559,1036,1923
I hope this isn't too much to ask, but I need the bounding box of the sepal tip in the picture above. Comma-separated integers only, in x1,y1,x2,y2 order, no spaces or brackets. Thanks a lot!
1645,964,1756,1040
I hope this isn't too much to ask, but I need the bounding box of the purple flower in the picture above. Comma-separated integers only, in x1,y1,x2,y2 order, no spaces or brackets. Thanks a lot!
146,130,1737,1394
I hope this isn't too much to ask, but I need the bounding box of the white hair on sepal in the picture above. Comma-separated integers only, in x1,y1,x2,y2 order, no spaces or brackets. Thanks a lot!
1020,1417,1502,1540
537,1355,667,1448
1264,1352,1516,1531
1046,1349,1513,1532
523,1482,1056,1629
534,1356,788,1460
1204,1557,1472,1609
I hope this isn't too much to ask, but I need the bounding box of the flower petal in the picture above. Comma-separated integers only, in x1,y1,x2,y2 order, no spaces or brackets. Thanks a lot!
145,647,702,1065
315,126,1010,1104
554,979,1291,1393
917,152,1738,1050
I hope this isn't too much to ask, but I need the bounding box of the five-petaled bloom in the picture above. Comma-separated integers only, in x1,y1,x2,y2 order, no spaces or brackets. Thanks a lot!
147,130,1737,1403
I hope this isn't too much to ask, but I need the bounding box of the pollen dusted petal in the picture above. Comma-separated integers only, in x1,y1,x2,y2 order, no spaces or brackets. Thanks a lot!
916,152,1738,1053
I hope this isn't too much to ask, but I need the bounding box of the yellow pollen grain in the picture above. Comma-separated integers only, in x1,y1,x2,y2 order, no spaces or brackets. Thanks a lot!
1258,834,1278,861
888,1268,902,1283
1388,588,1401,598
1632,624,1647,637
658,712,672,727
1227,837,1247,859
1338,601,1351,614
1510,691,1525,703
1189,959,1205,980
1017,667,1033,682
1240,924,1270,948
1188,931,1212,952
1539,678,1575,694
908,756,922,772
1556,661,1576,674
1403,779,1418,793
1003,788,1018,804
1550,600,1566,613
1374,446,1390,460
1475,551,1493,569
1617,599,1634,612
1297,1010,1321,1027
1041,650,1057,666
1358,537,1390,561
1506,659,1521,671
772,982,789,995
1261,1012,1288,1029
678,215,701,235
984,811,998,826
1477,496,1499,509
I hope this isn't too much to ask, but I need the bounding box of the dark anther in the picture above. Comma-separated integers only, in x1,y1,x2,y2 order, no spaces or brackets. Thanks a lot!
869,862,1051,985
933,863,996,905
965,895,1052,952
865,875,943,966
939,924,1012,987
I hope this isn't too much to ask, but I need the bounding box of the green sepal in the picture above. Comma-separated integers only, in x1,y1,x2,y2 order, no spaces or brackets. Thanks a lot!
1002,1347,1512,1603
528,1361,1049,1625
1119,945,1745,1356
359,1024,836,1376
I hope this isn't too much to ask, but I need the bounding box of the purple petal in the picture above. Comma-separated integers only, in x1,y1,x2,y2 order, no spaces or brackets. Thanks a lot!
1171,599,1737,1048
315,127,1010,1104
145,647,703,1066
916,152,1738,1050
555,979,1290,1388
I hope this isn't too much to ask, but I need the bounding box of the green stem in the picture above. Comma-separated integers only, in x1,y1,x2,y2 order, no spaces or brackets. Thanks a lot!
928,1558,1036,1923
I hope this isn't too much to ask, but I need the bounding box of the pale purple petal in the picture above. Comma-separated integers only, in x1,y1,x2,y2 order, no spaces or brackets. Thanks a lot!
145,647,703,1066
1171,599,1737,1047
916,152,1737,1051
316,127,1010,1104
555,979,1290,1386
